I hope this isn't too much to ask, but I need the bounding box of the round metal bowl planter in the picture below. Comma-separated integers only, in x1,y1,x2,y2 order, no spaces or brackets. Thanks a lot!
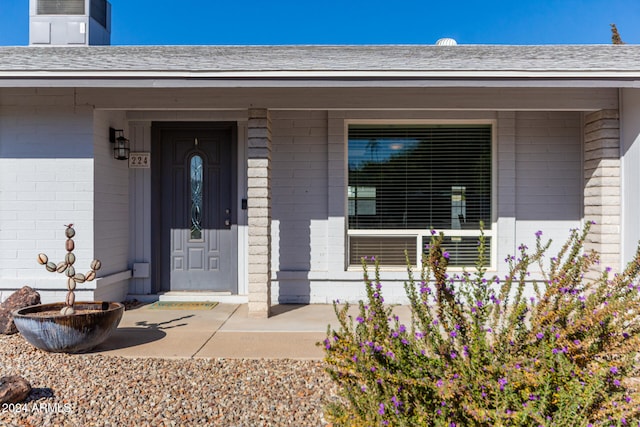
12,301,124,353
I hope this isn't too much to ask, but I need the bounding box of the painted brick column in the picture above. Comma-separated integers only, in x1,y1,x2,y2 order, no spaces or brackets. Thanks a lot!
584,109,621,272
247,108,272,318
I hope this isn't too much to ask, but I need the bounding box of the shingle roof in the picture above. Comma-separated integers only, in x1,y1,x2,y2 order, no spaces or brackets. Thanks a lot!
0,44,639,76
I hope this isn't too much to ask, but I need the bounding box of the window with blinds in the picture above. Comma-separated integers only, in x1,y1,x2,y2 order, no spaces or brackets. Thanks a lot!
348,124,493,267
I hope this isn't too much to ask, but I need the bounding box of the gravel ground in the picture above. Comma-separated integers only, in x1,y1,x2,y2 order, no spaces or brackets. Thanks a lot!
0,334,338,426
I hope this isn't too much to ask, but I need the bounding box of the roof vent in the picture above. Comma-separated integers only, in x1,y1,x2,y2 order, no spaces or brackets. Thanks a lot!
435,38,458,46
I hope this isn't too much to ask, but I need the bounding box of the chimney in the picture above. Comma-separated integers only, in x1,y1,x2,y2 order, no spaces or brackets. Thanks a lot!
29,0,111,46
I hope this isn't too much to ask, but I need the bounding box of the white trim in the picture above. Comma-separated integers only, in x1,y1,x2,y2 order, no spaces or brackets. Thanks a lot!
0,78,639,90
94,269,132,286
3,70,640,79
348,229,491,237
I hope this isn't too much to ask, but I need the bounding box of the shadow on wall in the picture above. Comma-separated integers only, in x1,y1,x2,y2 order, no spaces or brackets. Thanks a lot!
275,219,312,304
0,104,95,159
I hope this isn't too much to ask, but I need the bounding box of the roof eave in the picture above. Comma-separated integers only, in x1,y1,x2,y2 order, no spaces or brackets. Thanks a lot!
1,70,640,88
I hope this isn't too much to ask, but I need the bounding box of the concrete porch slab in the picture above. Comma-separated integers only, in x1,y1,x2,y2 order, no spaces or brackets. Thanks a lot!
196,332,327,359
92,303,239,359
90,303,415,360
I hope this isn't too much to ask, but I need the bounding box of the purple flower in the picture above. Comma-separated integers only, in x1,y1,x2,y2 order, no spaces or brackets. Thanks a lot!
450,352,457,359
399,324,406,333
498,377,508,391
536,332,544,340
450,330,458,338
430,229,437,235
378,403,385,415
356,316,364,324
391,395,402,408
611,366,619,375
614,379,621,387
443,251,450,259
535,230,543,238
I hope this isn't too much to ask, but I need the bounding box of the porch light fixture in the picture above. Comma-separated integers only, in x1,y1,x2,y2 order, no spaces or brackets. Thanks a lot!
109,127,130,160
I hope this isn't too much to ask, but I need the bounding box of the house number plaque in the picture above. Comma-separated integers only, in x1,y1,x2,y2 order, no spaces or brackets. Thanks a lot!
129,152,150,168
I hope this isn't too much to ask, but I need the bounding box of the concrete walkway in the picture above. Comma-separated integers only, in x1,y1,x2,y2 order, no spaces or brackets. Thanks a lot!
92,303,413,360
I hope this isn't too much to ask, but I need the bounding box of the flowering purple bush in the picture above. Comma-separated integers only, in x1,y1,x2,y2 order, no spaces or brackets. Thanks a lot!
322,223,640,426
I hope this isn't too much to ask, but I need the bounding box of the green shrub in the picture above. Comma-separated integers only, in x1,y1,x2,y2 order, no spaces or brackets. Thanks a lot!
322,223,640,426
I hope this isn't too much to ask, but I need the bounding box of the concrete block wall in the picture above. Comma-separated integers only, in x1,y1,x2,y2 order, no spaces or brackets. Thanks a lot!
92,110,131,302
247,108,272,317
584,109,621,271
93,110,130,277
270,110,587,304
0,89,96,302
513,111,582,262
270,111,329,303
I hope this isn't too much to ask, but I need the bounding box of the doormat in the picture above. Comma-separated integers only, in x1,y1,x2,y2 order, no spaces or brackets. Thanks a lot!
148,301,219,310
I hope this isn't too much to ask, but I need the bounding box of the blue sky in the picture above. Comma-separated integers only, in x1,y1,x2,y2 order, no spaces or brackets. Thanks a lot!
0,0,638,46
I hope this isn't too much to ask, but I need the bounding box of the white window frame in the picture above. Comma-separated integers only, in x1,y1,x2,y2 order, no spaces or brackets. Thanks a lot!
345,119,498,271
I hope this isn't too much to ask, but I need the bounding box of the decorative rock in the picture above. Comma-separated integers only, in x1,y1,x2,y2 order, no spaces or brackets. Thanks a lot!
0,286,41,335
0,375,31,404
59,305,75,315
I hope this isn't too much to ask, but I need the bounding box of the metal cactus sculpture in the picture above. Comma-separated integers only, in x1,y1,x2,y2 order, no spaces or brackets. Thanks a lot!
36,224,101,315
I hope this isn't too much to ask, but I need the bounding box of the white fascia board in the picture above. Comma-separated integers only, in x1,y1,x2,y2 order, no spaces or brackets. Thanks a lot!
0,71,640,88
2,70,640,79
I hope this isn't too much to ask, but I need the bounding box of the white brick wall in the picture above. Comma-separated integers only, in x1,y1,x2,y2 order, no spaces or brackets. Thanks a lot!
513,112,583,263
93,110,130,276
271,110,587,304
0,93,96,295
271,111,328,274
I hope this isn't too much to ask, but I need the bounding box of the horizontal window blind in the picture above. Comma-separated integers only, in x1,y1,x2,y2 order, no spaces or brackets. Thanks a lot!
347,124,493,267
350,236,416,266
38,0,85,15
348,125,492,231
423,235,492,268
